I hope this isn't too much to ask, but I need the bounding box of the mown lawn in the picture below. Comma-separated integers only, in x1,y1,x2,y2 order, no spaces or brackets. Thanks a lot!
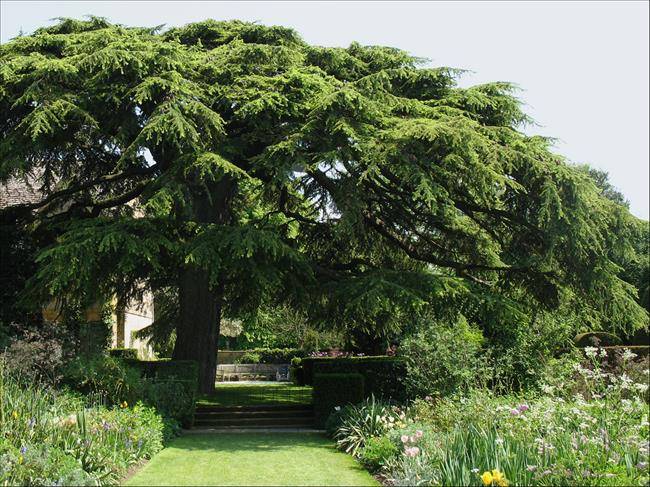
124,433,378,486
197,382,313,407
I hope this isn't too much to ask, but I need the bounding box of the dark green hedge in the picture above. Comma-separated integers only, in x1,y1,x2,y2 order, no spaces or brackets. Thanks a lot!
313,373,365,427
247,348,307,364
127,359,199,428
300,356,406,401
108,348,139,360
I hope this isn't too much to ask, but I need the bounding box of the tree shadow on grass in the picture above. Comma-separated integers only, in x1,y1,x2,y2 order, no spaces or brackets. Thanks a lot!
197,383,314,407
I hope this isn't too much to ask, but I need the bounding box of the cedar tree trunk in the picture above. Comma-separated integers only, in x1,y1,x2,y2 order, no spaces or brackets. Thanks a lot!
172,175,235,394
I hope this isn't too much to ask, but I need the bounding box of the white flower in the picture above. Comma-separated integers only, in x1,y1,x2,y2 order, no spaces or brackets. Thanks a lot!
495,437,504,445
584,346,598,358
334,406,341,412
622,348,637,361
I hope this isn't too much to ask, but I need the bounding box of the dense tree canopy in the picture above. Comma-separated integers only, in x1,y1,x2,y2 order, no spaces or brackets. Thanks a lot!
1,17,647,391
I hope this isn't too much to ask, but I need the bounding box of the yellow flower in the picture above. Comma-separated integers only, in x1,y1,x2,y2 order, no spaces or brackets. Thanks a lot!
18,455,23,465
491,470,504,482
491,470,508,487
11,411,19,420
481,471,493,486
120,401,128,409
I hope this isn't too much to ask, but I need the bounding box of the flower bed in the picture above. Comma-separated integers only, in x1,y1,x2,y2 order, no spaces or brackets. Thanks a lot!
328,348,649,486
0,363,166,485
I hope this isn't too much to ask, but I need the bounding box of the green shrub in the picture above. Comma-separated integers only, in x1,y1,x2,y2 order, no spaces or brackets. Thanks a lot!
359,436,400,471
143,379,195,429
313,373,365,428
304,356,406,400
108,348,139,360
62,355,142,405
399,316,483,398
237,351,261,364
234,348,307,364
127,359,199,428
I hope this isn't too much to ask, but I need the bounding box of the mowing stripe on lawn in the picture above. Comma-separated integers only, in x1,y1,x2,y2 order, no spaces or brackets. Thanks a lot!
124,432,378,486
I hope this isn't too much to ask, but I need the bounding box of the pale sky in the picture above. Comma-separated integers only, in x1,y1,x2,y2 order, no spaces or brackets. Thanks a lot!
1,1,648,219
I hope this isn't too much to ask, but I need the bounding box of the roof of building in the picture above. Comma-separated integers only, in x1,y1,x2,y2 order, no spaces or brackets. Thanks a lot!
0,178,42,209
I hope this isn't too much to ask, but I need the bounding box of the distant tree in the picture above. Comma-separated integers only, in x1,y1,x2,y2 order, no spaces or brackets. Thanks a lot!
577,165,629,207
1,18,646,392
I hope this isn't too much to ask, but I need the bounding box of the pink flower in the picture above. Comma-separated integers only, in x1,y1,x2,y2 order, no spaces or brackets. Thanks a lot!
509,408,520,416
405,446,420,457
401,435,409,444
518,404,529,413
415,430,423,438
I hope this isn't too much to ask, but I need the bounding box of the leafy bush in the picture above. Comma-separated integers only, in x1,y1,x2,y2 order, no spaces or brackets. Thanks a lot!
237,351,261,364
233,348,306,364
399,316,483,398
359,436,400,471
62,355,142,405
0,323,72,384
313,373,365,428
0,361,165,485
333,395,405,456
126,359,199,428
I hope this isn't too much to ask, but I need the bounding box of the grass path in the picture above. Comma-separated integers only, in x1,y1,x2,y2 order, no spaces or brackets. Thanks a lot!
124,433,378,486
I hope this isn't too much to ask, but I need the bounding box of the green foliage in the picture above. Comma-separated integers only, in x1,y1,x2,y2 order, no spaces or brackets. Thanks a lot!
313,373,365,427
1,17,647,389
236,351,260,364
62,355,142,405
359,436,400,472
399,315,484,398
126,359,198,427
332,395,401,456
304,356,406,400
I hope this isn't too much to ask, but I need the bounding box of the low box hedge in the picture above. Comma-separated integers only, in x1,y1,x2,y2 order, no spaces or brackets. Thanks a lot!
313,373,365,427
301,356,406,401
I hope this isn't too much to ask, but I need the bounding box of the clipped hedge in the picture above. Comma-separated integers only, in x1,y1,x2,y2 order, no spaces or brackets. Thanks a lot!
251,348,307,364
126,359,199,428
301,356,406,401
313,373,365,427
108,348,139,360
